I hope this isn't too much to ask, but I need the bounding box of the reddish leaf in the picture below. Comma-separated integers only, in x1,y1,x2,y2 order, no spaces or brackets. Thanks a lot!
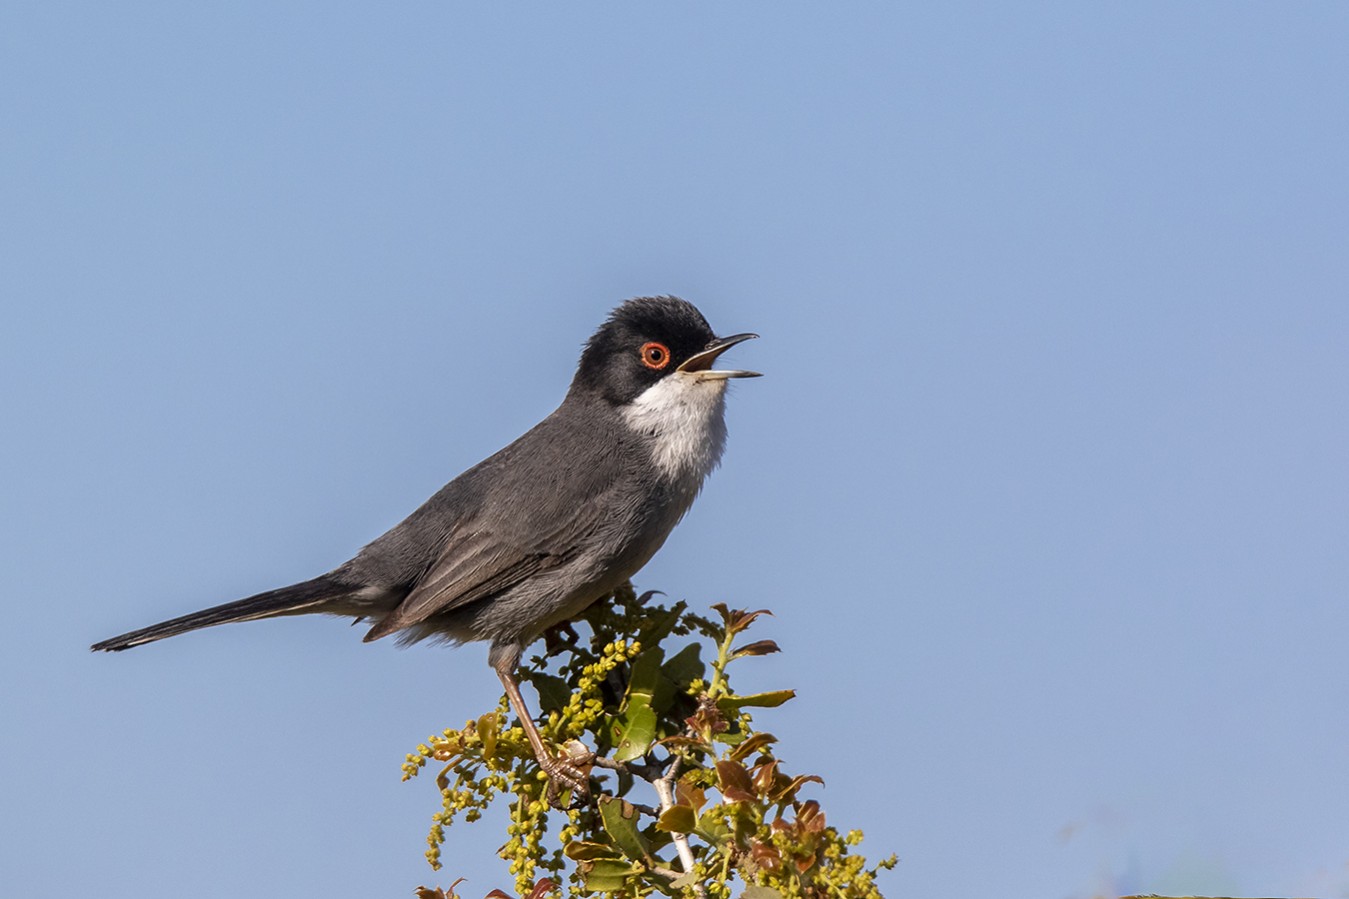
796,800,824,832
731,639,780,659
749,839,782,873
728,731,778,762
774,774,825,804
715,760,756,800
752,759,782,795
710,604,774,635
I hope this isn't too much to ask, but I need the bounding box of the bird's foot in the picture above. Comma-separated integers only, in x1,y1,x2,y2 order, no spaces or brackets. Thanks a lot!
541,740,595,809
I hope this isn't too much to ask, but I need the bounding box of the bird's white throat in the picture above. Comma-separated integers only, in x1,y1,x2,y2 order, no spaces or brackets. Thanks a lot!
621,372,729,485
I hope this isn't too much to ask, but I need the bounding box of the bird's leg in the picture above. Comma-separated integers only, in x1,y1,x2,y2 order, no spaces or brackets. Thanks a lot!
494,662,593,808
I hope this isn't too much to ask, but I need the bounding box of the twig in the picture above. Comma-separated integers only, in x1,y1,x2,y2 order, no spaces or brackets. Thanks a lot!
653,755,704,898
589,755,630,773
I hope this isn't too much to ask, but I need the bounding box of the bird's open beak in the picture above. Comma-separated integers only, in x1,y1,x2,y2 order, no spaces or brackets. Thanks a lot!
677,332,761,380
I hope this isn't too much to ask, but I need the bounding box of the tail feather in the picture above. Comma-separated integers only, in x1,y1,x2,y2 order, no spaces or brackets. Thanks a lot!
91,575,350,652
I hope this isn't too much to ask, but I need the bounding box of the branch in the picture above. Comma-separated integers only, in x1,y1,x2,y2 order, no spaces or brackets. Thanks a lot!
652,755,704,899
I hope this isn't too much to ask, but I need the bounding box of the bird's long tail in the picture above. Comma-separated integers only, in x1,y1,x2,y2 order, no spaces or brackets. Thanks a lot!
91,574,350,652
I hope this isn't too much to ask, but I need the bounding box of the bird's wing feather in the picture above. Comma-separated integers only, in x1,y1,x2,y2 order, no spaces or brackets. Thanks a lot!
361,528,556,640
406,532,557,619
362,410,634,642
364,484,616,640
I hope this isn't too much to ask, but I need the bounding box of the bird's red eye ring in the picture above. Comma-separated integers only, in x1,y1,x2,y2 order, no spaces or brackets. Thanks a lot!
639,341,671,370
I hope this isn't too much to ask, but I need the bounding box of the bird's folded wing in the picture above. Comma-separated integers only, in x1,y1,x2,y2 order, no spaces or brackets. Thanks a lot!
364,527,563,640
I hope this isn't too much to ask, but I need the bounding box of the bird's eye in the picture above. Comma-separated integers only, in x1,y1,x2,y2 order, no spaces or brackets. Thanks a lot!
639,341,671,370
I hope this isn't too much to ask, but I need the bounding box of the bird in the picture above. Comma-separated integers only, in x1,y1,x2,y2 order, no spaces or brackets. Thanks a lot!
92,295,759,802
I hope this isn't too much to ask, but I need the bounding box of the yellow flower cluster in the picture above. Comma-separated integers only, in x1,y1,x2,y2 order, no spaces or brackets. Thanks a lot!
542,638,639,744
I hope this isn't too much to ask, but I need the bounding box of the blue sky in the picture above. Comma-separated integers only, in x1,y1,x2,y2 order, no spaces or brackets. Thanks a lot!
4,4,1348,898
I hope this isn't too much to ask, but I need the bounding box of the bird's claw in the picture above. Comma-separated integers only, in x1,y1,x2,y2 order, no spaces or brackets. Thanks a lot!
541,742,595,810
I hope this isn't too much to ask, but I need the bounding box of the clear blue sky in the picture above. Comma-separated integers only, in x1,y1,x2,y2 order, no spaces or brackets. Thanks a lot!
4,5,1348,898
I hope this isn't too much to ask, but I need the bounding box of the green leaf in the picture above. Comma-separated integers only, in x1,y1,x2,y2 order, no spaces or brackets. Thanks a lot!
661,643,705,690
670,870,700,891
563,841,620,861
598,795,651,862
615,647,665,761
530,673,572,714
613,696,658,762
476,712,499,759
712,726,749,746
694,807,731,845
716,690,795,714
627,645,666,697
640,600,687,644
578,858,639,892
742,887,786,899
655,804,697,834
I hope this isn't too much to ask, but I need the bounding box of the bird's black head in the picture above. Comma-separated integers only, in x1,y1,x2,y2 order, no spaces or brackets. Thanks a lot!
570,296,759,405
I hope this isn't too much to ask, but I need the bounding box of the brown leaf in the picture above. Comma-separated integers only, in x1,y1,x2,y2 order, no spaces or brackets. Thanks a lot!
731,639,780,658
715,760,756,799
730,609,773,634
749,839,782,873
728,732,778,762
752,759,782,795
772,773,825,804
796,800,824,832
710,604,774,635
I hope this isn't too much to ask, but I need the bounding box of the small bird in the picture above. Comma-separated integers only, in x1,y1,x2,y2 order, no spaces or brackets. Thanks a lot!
92,296,758,800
